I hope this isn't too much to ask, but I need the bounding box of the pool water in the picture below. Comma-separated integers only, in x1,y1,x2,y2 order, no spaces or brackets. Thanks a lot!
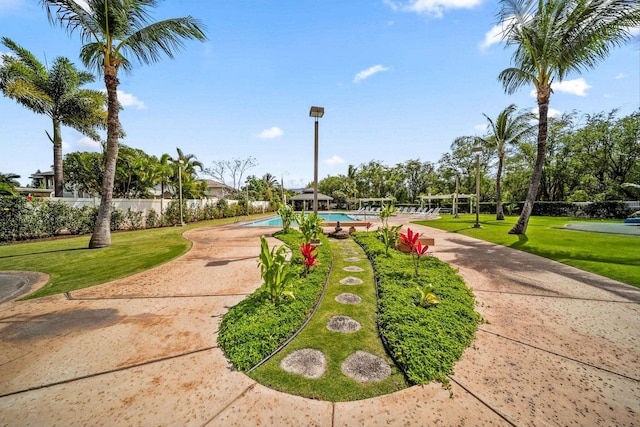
243,213,360,227
562,222,640,236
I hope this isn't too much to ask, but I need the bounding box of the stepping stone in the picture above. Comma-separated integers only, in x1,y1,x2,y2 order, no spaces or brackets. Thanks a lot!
343,266,364,272
341,351,391,383
344,257,361,262
335,293,362,304
343,251,359,255
280,349,327,379
326,315,361,333
340,277,363,285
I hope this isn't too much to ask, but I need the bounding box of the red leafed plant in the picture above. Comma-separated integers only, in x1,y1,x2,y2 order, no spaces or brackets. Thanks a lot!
401,228,431,276
399,227,420,248
300,243,319,276
366,222,373,231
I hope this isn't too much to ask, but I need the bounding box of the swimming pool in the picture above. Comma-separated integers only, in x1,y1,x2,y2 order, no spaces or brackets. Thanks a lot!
243,212,361,227
562,222,640,236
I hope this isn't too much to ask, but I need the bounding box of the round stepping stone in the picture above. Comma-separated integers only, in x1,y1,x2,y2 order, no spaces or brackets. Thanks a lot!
343,266,364,272
340,277,363,285
341,351,391,383
280,349,327,379
344,257,361,262
343,251,359,255
335,293,362,304
326,315,361,333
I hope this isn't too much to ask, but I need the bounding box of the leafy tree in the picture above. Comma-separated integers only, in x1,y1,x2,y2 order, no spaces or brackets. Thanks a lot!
63,151,104,195
478,104,535,219
397,158,436,203
497,0,640,234
0,37,107,197
42,0,207,248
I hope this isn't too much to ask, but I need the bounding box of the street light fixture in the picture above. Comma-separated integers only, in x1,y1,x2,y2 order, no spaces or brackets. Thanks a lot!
178,159,184,226
309,106,324,214
472,146,482,228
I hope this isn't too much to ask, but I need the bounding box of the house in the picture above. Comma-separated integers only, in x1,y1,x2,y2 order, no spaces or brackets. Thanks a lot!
201,179,236,199
289,188,333,211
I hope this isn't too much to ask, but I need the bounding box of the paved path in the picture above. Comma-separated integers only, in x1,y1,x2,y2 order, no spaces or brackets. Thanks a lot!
0,219,638,426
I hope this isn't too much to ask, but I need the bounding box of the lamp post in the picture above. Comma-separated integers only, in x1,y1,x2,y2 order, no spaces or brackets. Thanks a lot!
309,106,324,214
453,174,460,218
178,159,184,226
472,146,482,228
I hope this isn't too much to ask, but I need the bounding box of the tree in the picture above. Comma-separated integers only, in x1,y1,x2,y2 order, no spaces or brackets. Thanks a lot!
169,148,206,199
497,0,640,234
204,156,257,191
478,104,535,220
0,37,107,197
42,0,207,248
0,172,21,195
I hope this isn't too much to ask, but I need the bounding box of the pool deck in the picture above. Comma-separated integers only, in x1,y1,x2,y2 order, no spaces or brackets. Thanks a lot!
0,218,639,426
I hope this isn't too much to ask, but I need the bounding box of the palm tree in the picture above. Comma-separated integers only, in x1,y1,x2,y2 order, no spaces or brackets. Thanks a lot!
497,0,640,234
42,0,207,248
0,37,107,197
0,172,21,195
479,104,535,220
169,148,205,199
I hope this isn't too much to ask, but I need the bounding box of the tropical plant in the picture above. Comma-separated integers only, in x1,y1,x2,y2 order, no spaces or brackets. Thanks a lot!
277,203,295,232
378,203,397,227
169,148,206,199
399,227,431,276
478,104,535,220
42,0,207,248
0,172,21,195
295,211,324,244
257,236,295,302
497,0,640,234
0,37,107,197
300,242,319,276
416,283,440,308
376,224,402,256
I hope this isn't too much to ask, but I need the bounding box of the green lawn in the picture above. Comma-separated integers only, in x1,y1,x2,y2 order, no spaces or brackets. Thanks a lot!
414,214,640,287
0,215,269,299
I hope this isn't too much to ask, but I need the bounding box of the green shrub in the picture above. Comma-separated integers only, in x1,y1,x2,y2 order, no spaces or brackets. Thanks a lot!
217,230,331,371
352,232,480,384
68,206,96,235
125,208,144,230
145,209,161,228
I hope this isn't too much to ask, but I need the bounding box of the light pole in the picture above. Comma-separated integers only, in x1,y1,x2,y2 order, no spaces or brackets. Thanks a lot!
453,174,460,218
178,159,184,226
309,106,324,214
472,146,482,228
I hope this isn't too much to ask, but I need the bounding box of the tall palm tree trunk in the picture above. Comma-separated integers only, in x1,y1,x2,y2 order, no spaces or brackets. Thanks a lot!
496,154,505,220
89,69,120,248
509,89,550,235
52,119,64,197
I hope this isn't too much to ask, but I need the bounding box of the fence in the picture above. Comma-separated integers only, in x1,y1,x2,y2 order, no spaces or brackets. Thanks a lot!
52,197,270,216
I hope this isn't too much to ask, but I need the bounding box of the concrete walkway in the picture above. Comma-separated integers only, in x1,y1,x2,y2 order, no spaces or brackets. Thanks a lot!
0,219,638,426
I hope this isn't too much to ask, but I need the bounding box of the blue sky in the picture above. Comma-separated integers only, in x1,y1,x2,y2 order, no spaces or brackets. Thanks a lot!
1,0,638,188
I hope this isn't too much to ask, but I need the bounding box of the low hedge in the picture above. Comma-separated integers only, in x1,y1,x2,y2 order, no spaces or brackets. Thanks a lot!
351,232,480,384
217,230,332,371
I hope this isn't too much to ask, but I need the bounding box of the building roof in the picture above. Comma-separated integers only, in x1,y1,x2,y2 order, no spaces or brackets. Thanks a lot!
290,188,333,201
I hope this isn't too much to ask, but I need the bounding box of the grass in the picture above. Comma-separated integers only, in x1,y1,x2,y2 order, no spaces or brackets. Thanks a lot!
415,214,640,287
0,214,270,299
249,238,408,401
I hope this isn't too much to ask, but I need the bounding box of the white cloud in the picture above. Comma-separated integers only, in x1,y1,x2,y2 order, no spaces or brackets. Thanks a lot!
77,136,101,149
474,123,488,133
553,78,591,96
615,72,627,80
630,26,640,37
258,126,284,139
528,78,592,97
479,16,518,50
99,89,146,109
531,107,561,118
354,65,390,83
325,155,344,166
385,0,482,18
